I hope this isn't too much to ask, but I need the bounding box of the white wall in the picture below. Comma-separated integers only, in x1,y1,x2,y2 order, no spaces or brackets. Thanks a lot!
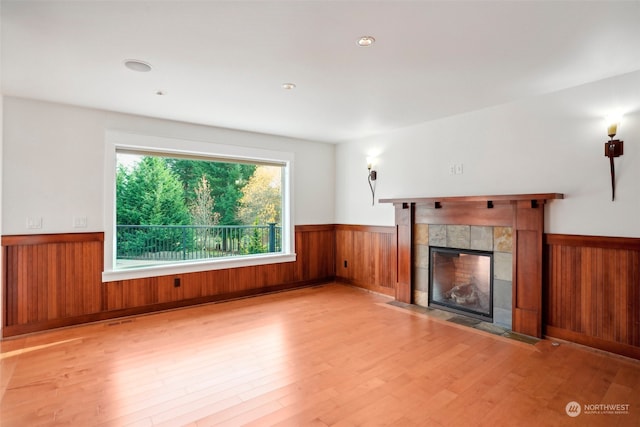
1,3,4,335
336,71,640,238
0,95,3,336
3,70,640,238
2,97,335,235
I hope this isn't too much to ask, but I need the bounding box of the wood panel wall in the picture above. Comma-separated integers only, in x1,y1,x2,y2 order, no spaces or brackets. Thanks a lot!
545,234,640,359
3,233,104,329
2,225,335,337
6,226,638,360
335,224,396,296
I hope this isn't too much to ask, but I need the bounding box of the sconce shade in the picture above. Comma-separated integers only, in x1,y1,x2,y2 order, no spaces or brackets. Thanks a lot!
606,115,621,138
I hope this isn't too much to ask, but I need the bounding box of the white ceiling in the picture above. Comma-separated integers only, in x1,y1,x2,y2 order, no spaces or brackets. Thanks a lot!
2,1,640,143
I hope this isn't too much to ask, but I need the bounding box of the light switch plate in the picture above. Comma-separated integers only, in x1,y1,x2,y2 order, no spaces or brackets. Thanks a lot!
73,216,88,228
27,216,43,229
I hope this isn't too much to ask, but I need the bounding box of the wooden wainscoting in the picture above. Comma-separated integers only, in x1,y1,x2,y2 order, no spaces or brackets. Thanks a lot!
544,234,640,359
2,225,335,337
335,224,396,296
102,224,335,314
2,232,104,331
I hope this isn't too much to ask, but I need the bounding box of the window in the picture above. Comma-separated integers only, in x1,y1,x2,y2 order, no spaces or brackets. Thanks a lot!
103,131,295,282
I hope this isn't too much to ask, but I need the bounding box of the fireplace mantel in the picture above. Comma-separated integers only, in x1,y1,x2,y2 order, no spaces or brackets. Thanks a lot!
380,192,564,338
380,193,564,206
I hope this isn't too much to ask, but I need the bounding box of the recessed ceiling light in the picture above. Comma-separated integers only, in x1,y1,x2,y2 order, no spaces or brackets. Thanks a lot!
124,59,152,72
357,36,375,47
282,83,296,90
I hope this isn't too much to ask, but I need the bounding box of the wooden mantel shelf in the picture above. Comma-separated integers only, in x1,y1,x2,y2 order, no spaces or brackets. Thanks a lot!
379,193,564,205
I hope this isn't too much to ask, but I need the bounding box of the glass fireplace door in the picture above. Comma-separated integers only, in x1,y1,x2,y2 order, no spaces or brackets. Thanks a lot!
429,247,493,321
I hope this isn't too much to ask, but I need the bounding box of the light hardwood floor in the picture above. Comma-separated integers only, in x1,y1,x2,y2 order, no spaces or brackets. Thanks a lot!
1,283,639,426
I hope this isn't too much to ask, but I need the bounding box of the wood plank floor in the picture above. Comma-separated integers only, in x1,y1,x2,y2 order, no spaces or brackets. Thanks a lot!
1,283,639,426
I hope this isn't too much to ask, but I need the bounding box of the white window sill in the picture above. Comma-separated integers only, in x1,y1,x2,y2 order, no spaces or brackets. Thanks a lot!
102,253,297,283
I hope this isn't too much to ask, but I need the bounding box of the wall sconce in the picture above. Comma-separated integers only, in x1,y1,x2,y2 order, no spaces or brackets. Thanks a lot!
367,157,377,206
604,116,624,201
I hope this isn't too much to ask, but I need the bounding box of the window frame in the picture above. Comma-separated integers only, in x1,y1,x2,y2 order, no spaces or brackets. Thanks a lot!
103,130,295,282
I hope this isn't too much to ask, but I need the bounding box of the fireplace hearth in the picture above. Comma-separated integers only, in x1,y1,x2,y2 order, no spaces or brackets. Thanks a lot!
429,247,493,322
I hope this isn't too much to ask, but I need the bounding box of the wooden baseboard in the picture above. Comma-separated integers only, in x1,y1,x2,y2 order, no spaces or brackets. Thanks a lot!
545,326,640,360
335,277,394,297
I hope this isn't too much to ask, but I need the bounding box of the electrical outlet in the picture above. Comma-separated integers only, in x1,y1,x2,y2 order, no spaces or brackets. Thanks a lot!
73,216,88,228
26,217,43,229
449,164,456,175
455,163,464,175
344,260,348,268
174,277,181,288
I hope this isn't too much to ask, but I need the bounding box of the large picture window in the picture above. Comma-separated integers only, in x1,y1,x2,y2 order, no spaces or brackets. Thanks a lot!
116,152,283,268
103,131,295,281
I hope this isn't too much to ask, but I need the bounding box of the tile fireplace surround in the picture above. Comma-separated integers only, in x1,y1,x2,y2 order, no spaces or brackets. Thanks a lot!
380,193,563,338
414,224,513,329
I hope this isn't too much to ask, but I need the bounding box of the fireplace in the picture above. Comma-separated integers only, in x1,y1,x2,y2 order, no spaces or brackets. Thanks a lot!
381,193,563,337
429,247,493,322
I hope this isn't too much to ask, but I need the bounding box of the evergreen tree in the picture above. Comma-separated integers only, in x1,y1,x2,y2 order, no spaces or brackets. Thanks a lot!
123,156,190,226
166,159,255,224
116,164,134,225
247,220,267,254
116,156,190,257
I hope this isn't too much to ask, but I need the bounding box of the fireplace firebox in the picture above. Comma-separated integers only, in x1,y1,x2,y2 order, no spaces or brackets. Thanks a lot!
429,247,493,322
